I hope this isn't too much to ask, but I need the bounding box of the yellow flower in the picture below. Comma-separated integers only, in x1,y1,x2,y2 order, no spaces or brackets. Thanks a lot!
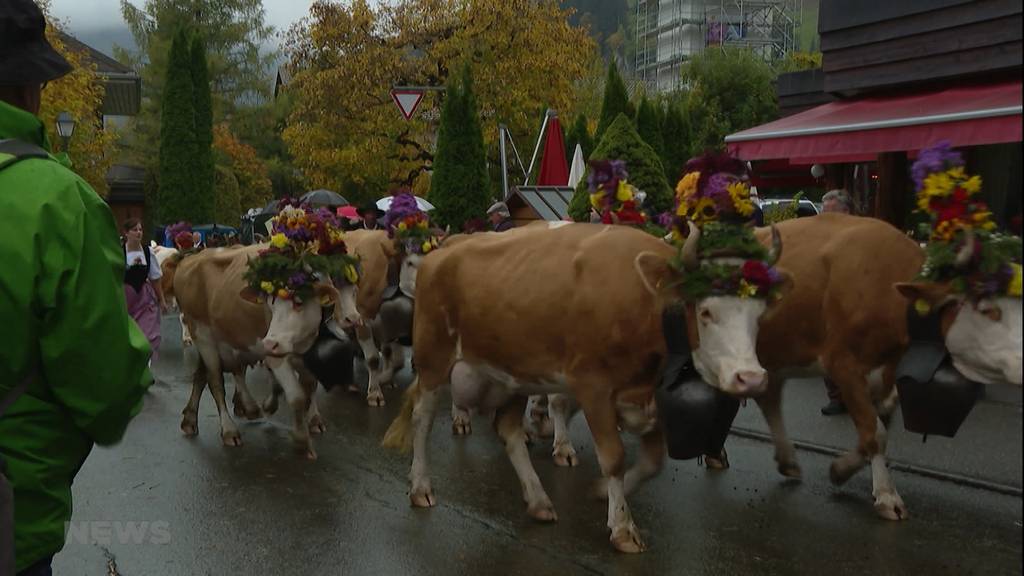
962,175,982,194
676,171,700,200
398,222,408,231
738,279,758,298
914,298,931,316
916,193,931,211
947,166,965,180
418,220,429,229
691,197,718,224
344,264,359,284
422,241,433,253
923,172,954,198
260,281,274,294
277,288,290,300
727,182,754,216
270,233,288,248
616,181,633,202
676,201,689,217
1008,263,1022,297
590,192,603,210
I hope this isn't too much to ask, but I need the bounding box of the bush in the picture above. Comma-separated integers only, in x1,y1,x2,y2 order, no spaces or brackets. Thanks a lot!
568,113,673,221
214,165,242,226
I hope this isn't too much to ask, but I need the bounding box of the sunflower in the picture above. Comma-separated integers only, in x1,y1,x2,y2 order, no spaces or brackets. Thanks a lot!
676,171,700,200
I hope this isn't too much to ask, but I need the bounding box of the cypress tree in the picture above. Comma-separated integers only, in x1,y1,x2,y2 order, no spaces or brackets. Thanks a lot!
190,33,215,223
429,65,491,231
594,60,633,145
564,112,594,166
158,27,196,223
661,102,691,185
568,113,673,221
635,95,664,160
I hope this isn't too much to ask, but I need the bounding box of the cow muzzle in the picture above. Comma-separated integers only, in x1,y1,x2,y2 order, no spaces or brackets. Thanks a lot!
724,368,767,397
262,338,290,357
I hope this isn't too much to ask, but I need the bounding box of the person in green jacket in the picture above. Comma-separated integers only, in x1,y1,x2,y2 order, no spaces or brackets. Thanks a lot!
0,1,154,574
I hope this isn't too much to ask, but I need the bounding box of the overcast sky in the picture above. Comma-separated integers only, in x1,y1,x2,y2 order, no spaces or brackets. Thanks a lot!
49,0,325,54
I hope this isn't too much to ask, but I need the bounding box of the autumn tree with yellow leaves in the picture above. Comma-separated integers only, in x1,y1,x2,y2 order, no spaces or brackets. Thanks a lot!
213,122,273,211
282,0,595,204
36,0,119,196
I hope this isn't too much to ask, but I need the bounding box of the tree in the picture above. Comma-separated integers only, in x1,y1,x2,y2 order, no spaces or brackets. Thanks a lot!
190,33,215,223
660,102,690,184
36,1,118,195
429,65,491,231
564,112,594,168
158,28,198,223
634,95,663,160
681,48,778,158
213,164,242,225
568,113,673,221
282,0,594,204
594,59,633,144
213,123,273,211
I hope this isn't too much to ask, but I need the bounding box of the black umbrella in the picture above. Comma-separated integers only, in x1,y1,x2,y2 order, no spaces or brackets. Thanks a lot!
300,189,349,208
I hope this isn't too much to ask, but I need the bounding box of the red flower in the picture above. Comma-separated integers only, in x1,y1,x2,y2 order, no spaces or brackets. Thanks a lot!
953,187,969,203
936,201,966,223
742,260,772,288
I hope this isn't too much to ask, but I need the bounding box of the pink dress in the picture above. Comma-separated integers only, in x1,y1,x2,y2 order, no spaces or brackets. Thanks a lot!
124,246,162,362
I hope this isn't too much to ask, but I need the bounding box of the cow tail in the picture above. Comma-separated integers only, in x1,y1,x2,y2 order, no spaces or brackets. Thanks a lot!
381,377,420,453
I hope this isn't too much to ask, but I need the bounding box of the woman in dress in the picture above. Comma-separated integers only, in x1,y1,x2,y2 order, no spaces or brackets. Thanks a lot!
122,218,167,364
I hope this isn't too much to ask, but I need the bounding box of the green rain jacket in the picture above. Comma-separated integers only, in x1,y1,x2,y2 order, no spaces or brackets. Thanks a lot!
0,100,153,572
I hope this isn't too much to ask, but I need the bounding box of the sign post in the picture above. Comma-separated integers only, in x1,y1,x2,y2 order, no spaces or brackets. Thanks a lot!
390,85,445,121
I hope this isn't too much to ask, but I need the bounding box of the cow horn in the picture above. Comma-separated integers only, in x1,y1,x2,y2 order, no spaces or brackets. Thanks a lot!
955,228,976,269
767,225,783,267
680,220,700,271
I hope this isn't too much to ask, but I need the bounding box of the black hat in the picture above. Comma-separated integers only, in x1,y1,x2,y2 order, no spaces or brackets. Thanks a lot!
0,0,73,87
356,202,385,218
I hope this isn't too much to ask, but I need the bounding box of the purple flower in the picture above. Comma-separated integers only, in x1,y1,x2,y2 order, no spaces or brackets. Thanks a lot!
705,173,733,201
382,191,424,231
288,272,309,288
911,141,963,190
656,211,674,229
587,160,629,193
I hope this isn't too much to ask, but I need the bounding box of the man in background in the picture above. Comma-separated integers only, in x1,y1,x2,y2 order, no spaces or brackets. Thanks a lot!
487,201,514,232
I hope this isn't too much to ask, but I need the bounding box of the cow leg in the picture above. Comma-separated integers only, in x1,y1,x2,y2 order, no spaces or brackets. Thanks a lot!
828,364,877,487
524,395,554,441
380,343,403,387
409,380,441,507
576,385,646,553
754,376,801,478
870,416,907,520
297,365,326,435
261,366,282,415
356,325,385,407
548,394,578,467
180,313,192,346
592,426,666,499
180,355,207,437
267,358,315,460
494,396,557,522
231,368,262,420
199,346,241,447
451,401,473,436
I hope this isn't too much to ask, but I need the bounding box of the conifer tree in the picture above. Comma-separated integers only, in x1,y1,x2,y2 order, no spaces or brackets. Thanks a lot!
564,112,594,166
190,33,215,223
158,27,197,223
594,60,633,145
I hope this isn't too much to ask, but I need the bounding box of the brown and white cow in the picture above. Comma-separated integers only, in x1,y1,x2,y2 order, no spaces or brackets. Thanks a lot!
750,213,1021,519
342,229,422,406
153,245,195,346
173,244,360,459
383,222,787,553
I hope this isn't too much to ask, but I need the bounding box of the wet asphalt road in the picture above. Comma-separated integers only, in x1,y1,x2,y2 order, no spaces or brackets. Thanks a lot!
52,319,1022,575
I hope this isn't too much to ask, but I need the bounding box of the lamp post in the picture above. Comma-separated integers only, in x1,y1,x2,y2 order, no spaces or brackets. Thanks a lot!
55,111,76,153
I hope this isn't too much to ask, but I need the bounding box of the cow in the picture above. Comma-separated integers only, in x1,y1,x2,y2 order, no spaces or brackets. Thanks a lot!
383,221,787,553
173,244,360,459
153,245,194,346
749,213,1021,520
342,229,422,406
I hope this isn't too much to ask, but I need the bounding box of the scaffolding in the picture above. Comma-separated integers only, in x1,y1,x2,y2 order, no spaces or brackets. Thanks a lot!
634,0,801,93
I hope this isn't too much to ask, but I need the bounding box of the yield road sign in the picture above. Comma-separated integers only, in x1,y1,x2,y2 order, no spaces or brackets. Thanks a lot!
391,89,425,120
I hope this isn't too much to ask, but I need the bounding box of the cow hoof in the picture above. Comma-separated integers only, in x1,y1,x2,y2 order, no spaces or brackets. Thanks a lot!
874,492,908,521
367,392,386,407
347,384,360,394
410,488,435,508
704,449,730,470
610,524,647,554
777,462,802,479
304,448,318,461
180,419,198,437
527,501,558,523
221,431,242,447
452,417,472,436
552,444,578,467
183,338,193,347
829,453,863,486
308,417,327,435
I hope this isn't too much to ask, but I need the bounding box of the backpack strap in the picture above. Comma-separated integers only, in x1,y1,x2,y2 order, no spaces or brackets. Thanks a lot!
0,139,50,172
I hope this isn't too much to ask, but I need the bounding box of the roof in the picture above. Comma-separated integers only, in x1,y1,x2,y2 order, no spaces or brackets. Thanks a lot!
105,164,146,203
726,79,1022,164
56,31,141,116
507,186,575,221
274,66,292,99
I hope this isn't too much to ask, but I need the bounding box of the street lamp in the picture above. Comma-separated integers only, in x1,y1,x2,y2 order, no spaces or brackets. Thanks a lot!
55,111,75,152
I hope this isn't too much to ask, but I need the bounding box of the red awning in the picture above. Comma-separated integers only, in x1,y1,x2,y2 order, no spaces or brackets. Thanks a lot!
726,80,1022,164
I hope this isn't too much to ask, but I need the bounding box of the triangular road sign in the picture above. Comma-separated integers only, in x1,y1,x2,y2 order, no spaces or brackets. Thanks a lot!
391,89,425,120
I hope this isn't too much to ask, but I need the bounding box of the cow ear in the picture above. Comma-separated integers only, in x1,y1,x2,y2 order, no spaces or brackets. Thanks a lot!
633,251,673,299
895,281,948,304
314,283,338,306
239,286,263,303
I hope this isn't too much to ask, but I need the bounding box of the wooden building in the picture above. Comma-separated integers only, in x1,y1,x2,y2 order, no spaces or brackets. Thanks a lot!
505,186,575,225
728,0,1022,230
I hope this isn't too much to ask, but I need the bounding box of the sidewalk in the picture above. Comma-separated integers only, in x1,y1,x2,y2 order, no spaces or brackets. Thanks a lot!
731,377,1023,490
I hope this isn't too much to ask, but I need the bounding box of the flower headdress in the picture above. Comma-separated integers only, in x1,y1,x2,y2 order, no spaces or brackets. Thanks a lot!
587,160,647,225
244,200,360,304
912,141,1021,303
669,152,784,302
382,190,440,255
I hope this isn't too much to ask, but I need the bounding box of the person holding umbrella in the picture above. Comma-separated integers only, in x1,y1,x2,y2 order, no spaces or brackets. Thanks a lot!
356,202,386,230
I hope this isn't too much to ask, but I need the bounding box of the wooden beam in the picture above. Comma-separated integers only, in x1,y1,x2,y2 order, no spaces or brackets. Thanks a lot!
874,152,911,227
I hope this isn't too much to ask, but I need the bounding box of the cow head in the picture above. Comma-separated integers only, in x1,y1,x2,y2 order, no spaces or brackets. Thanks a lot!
897,278,1022,387
637,222,791,397
240,281,358,357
